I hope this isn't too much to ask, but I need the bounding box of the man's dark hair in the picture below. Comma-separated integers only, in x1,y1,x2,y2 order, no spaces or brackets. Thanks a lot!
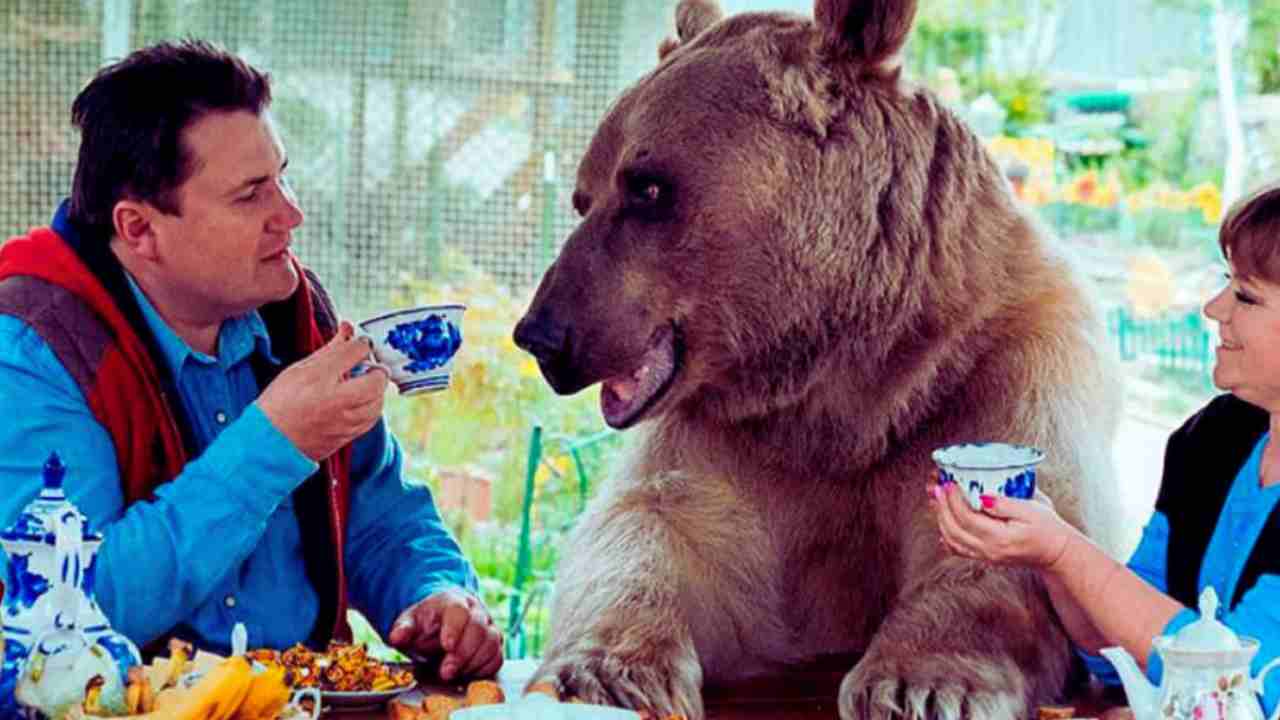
68,39,272,239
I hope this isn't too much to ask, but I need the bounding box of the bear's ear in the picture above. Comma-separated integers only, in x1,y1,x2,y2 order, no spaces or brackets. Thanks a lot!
813,0,917,66
659,0,724,61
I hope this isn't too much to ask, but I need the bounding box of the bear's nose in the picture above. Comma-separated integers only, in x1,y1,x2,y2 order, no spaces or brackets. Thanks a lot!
513,312,566,363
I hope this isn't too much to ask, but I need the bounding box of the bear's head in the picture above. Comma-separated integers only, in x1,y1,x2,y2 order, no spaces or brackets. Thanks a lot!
515,0,1032,431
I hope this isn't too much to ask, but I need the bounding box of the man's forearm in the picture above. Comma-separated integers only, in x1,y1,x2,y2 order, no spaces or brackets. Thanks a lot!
343,426,478,636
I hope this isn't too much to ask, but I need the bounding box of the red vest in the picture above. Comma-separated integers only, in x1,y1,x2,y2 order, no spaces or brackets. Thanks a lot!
0,227,353,644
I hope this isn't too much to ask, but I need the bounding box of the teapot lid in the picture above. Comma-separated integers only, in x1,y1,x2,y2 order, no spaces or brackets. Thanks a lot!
1168,587,1240,650
0,452,101,543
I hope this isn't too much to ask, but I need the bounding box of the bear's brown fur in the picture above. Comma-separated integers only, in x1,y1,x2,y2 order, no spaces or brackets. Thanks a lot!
512,1,1120,718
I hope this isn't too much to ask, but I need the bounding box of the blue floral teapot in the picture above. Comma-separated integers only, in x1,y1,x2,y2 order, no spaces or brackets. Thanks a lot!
1,453,140,719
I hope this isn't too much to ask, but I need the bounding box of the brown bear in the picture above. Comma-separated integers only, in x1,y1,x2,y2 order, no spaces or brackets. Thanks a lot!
512,1,1121,718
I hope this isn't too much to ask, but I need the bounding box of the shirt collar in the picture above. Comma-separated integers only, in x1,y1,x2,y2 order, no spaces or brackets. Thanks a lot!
51,198,83,247
122,272,280,375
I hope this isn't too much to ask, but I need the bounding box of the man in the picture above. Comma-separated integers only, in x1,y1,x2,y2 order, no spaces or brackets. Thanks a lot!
0,40,502,683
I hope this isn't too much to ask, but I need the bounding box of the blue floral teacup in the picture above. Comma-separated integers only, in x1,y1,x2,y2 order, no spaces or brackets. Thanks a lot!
358,304,465,396
932,442,1045,511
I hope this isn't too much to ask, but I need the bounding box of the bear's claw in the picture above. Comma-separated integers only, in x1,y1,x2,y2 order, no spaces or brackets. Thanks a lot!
839,658,1024,720
529,647,704,720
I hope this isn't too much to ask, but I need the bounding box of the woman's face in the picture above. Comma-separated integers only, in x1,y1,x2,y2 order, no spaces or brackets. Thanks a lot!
1204,262,1280,412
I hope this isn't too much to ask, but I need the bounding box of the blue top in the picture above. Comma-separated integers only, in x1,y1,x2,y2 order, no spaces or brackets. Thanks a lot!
0,207,476,652
1082,433,1280,712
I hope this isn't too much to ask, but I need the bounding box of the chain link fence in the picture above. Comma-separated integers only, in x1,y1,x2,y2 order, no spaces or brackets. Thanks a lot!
1,0,679,314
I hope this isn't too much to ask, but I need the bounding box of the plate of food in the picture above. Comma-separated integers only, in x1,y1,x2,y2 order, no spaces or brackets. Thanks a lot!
392,679,665,720
251,641,418,708
448,697,641,719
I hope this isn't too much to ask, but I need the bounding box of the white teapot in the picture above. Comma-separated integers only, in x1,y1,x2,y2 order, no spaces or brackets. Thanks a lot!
1102,587,1280,720
1,453,140,718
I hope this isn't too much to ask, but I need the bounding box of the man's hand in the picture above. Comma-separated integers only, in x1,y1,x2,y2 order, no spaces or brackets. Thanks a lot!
256,321,389,461
388,587,503,682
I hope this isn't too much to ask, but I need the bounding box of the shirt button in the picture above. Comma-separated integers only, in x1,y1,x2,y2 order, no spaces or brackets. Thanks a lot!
215,411,229,425
224,595,237,609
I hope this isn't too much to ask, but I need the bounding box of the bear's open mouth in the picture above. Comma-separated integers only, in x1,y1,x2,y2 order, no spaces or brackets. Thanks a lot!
600,323,682,429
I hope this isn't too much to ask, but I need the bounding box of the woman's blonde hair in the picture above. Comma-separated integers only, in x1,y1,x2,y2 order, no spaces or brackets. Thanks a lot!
1220,182,1280,282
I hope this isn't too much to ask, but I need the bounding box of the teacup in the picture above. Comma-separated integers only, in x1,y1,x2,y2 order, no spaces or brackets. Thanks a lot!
357,304,465,396
931,442,1045,511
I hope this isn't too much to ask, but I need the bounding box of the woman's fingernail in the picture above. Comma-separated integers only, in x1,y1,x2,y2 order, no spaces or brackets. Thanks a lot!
981,495,996,510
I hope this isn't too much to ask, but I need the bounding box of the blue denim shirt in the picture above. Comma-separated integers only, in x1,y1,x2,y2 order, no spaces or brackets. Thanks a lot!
1081,434,1280,714
0,205,476,653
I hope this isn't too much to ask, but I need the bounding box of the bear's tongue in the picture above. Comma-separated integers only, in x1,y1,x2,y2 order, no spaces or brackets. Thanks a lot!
601,327,676,428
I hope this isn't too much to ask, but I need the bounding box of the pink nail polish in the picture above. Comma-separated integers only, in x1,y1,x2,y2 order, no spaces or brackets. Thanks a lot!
981,495,995,510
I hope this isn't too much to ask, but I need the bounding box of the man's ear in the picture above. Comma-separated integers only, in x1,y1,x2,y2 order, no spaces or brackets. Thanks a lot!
111,200,161,260
659,0,724,61
813,0,917,67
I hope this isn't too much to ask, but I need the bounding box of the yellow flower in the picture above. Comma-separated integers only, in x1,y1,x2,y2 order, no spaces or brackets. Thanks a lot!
1064,171,1100,205
1188,182,1223,223
1199,194,1223,224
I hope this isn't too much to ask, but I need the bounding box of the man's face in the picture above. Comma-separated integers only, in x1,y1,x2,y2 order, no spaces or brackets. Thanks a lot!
145,109,303,323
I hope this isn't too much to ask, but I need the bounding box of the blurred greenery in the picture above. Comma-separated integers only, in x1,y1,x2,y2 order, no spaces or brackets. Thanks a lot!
1245,0,1280,94
369,244,622,654
972,71,1051,132
380,245,605,524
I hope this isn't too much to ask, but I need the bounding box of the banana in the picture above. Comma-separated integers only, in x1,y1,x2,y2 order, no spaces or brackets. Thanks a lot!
164,638,194,689
100,653,288,720
231,663,290,720
125,665,157,714
125,667,143,714
171,655,254,720
82,675,106,716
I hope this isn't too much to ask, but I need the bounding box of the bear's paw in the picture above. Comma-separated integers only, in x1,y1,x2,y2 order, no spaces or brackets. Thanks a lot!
838,653,1025,720
527,645,704,719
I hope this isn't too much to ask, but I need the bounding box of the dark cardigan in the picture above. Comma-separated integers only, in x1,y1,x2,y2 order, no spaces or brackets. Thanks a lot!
1158,393,1272,610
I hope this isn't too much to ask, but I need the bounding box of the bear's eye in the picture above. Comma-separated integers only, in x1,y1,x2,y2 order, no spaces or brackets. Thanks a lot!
628,179,662,204
623,173,673,217
635,181,661,203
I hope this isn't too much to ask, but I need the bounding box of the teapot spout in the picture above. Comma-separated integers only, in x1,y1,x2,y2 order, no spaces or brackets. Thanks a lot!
1100,646,1159,720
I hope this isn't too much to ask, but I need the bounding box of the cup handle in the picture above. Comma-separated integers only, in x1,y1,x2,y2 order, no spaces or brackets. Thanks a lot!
288,686,322,719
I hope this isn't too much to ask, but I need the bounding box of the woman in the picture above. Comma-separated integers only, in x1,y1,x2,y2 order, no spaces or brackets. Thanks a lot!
931,182,1280,710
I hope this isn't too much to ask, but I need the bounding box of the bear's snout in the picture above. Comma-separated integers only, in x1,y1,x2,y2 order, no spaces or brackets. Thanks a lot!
513,309,564,364
513,310,588,394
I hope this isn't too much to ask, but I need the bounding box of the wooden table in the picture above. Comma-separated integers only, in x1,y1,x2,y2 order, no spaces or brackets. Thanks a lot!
326,658,1131,719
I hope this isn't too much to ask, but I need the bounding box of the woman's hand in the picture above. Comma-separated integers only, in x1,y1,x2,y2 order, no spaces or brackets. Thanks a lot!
927,479,1072,569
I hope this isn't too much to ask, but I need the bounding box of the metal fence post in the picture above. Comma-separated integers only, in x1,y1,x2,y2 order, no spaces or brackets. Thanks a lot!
506,425,543,658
